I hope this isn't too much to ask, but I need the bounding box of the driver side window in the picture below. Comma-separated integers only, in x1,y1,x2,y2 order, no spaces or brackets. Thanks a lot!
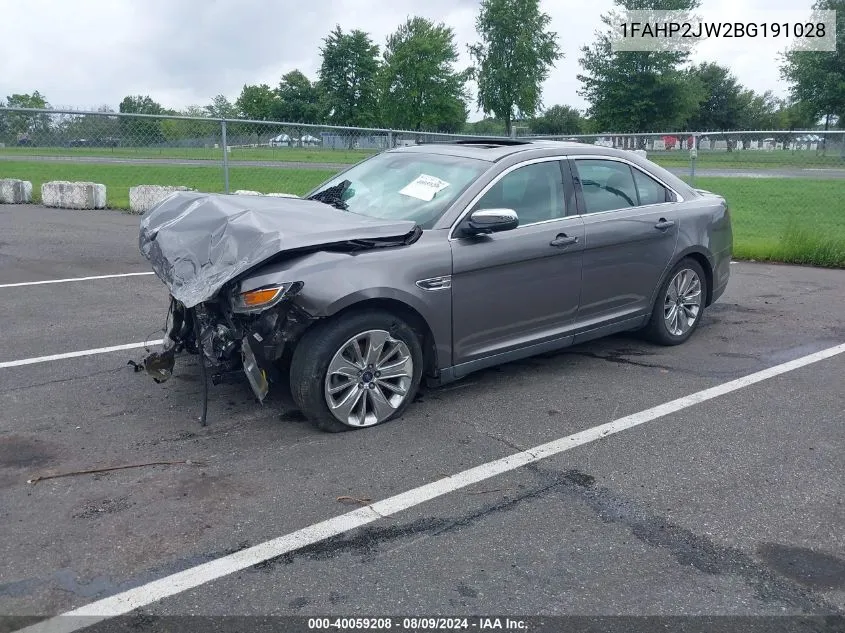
473,160,566,226
574,159,638,214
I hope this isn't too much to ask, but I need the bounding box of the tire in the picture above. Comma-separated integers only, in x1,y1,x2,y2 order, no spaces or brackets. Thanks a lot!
643,258,708,346
289,310,424,433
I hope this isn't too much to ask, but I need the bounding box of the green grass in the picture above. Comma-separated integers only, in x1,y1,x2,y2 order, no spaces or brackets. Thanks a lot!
652,149,845,170
0,145,375,164
2,159,843,268
0,161,336,210
692,177,845,268
3,145,843,170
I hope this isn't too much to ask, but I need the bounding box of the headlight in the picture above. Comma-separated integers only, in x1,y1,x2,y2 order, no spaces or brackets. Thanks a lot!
232,282,303,313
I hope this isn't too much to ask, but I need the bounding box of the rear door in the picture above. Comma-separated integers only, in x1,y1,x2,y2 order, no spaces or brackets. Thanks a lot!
450,158,584,366
570,157,680,328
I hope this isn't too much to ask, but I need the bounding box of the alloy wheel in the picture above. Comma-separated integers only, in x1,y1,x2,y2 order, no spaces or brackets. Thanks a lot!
324,329,414,427
663,268,703,336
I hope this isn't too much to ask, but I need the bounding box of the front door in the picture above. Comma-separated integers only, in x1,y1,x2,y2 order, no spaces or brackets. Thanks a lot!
450,159,584,367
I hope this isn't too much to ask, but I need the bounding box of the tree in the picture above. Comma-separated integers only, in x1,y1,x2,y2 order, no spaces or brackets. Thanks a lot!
4,91,51,141
379,17,469,132
578,0,704,133
468,0,561,136
274,70,320,123
5,90,49,111
317,25,381,128
118,95,165,145
780,0,845,130
736,89,781,130
531,104,584,135
204,95,239,119
119,95,163,115
59,104,121,145
160,105,217,144
774,100,818,130
718,91,818,149
181,105,208,118
463,117,507,135
235,84,278,120
684,63,747,131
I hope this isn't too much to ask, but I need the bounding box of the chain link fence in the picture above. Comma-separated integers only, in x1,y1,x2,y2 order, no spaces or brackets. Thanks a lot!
0,107,509,209
1,106,844,266
515,129,845,185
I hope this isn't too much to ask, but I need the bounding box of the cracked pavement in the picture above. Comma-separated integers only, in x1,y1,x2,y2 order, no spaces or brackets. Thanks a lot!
0,205,843,622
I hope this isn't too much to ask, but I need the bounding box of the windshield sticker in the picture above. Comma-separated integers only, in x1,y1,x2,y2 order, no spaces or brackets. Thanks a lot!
399,174,450,201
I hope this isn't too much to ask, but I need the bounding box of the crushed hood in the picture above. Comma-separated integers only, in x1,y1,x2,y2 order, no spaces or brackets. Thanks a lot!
139,191,420,308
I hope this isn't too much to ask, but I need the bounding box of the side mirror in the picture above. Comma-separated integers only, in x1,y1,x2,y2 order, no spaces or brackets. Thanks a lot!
459,208,519,237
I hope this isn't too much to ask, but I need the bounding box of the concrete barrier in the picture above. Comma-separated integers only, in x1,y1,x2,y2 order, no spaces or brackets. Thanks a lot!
0,179,33,204
129,185,194,215
42,181,107,209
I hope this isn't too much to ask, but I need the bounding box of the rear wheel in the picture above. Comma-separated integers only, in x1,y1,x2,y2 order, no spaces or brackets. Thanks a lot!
643,258,707,346
289,310,423,433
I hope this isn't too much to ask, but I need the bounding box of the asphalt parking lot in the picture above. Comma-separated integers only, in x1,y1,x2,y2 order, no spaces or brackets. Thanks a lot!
1,205,844,630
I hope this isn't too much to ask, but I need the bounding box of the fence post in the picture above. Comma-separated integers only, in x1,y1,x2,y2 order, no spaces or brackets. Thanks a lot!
689,132,698,186
221,119,230,194
388,130,393,149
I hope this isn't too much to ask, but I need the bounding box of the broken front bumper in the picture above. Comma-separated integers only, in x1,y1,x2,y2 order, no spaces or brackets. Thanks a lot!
139,293,314,405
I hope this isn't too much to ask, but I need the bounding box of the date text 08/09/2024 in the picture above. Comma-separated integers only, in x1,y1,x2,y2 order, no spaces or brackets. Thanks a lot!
307,617,529,630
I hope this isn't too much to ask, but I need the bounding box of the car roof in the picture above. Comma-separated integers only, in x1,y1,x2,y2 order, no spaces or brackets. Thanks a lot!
390,138,655,162
388,138,697,198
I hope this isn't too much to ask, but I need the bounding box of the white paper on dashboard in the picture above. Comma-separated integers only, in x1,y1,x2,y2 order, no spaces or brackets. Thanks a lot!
399,174,450,201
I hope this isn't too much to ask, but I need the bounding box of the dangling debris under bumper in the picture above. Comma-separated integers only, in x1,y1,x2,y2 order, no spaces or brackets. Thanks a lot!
136,291,317,424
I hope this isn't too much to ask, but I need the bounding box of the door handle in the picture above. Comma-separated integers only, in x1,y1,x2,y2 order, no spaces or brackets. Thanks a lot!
654,218,675,231
550,233,578,247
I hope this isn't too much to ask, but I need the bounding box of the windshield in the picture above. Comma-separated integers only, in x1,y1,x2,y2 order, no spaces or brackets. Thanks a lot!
305,151,490,228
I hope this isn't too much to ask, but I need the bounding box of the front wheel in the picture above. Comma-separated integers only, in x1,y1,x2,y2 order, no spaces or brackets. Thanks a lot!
643,258,707,346
289,310,423,433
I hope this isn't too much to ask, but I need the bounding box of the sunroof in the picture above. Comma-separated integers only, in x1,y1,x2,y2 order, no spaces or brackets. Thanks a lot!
452,138,532,146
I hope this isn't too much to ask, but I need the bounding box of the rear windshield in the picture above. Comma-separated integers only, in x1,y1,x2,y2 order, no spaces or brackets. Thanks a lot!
305,151,490,228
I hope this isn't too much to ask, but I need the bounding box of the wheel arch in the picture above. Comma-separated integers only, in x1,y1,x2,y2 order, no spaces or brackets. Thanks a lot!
651,247,716,310
317,296,440,379
679,249,715,307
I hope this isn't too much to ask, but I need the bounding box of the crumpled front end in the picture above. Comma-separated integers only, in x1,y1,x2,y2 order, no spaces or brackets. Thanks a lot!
137,190,419,309
138,281,315,409
135,191,422,422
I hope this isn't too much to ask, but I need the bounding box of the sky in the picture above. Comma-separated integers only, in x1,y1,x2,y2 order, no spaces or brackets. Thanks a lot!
0,0,818,120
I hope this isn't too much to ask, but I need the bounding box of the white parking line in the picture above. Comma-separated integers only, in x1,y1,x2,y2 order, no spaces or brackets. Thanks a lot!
0,341,164,369
15,341,845,633
0,272,155,289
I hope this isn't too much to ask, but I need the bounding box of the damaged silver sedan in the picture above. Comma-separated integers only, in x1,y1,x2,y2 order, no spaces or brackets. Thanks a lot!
137,139,732,432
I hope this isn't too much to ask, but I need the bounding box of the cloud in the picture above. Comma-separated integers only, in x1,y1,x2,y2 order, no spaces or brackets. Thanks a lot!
0,0,816,121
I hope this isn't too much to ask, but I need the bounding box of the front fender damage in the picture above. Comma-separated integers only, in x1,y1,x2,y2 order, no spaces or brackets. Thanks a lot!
135,191,423,425
135,287,317,424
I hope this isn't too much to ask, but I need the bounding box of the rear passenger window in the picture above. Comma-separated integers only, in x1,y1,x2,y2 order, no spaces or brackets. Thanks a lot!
574,159,638,213
632,168,670,205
